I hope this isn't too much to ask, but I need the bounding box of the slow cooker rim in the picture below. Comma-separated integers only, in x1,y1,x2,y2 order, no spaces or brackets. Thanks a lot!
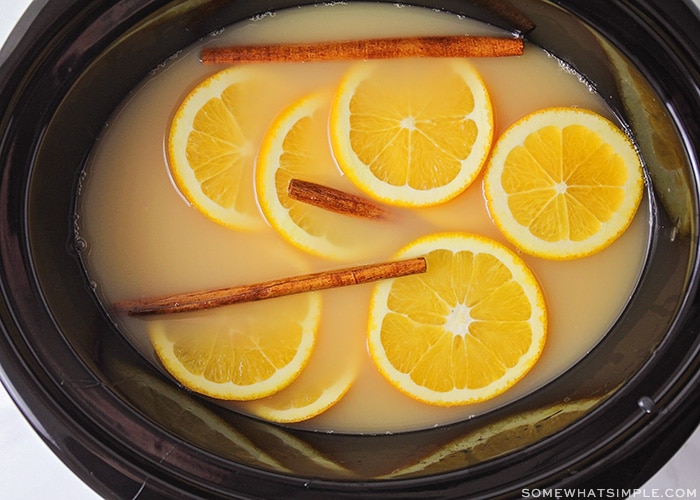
1,0,700,497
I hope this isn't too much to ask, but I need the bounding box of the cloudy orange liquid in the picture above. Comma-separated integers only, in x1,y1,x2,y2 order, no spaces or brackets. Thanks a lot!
79,3,649,433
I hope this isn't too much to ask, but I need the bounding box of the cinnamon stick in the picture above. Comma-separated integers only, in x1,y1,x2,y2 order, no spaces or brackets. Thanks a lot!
288,178,389,220
201,35,523,64
115,257,427,316
472,0,537,34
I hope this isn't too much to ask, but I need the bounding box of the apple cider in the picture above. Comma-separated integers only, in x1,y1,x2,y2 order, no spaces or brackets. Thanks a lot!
78,2,649,433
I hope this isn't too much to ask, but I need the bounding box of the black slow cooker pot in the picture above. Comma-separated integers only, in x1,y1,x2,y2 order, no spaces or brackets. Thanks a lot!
1,0,699,497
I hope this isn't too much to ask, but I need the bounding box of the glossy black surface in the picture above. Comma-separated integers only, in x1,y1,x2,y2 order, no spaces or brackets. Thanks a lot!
1,0,699,498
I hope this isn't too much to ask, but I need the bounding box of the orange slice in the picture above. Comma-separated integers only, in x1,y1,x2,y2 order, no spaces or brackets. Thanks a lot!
149,293,321,400
368,233,546,406
256,91,380,260
168,66,289,230
484,107,644,260
242,363,357,423
329,59,493,207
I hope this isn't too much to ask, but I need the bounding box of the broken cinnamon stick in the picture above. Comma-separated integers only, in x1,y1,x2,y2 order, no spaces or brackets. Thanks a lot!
288,178,389,220
115,257,427,316
201,35,523,64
